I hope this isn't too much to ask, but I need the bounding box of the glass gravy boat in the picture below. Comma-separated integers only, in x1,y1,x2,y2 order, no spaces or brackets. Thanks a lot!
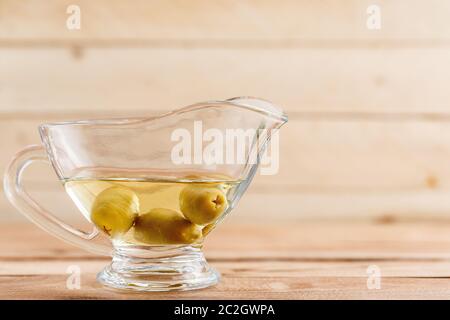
4,97,287,291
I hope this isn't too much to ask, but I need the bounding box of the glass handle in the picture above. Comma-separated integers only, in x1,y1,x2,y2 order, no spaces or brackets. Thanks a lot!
3,144,111,256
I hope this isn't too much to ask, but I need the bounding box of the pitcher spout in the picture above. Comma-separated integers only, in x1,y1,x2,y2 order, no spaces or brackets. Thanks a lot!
224,96,288,127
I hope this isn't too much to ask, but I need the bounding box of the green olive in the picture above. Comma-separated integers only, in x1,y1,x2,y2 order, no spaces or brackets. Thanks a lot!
202,223,216,236
134,208,202,245
91,186,139,237
179,186,228,225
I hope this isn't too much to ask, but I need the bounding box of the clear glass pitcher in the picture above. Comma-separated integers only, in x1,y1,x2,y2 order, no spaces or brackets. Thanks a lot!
3,97,287,291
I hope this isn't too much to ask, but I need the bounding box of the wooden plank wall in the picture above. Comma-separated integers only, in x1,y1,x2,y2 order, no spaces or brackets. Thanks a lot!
2,0,450,222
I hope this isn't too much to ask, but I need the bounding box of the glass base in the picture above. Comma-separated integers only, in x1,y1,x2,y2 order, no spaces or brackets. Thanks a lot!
97,244,220,292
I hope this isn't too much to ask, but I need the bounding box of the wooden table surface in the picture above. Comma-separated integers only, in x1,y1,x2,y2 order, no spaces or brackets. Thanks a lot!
3,221,450,299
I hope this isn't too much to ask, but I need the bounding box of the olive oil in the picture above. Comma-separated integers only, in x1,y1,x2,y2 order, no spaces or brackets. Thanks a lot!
64,175,239,246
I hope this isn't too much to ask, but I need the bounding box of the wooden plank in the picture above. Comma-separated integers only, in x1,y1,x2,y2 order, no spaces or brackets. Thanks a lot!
2,48,450,114
5,117,450,190
5,188,450,222
3,222,450,260
6,259,450,278
2,0,450,42
3,261,450,299
8,273,450,300
5,116,450,221
3,222,450,299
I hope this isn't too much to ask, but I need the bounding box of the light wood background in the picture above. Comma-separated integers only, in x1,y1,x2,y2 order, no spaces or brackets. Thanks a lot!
2,0,450,223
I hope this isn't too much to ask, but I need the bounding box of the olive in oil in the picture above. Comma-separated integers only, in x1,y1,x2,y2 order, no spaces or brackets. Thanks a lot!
64,176,238,245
